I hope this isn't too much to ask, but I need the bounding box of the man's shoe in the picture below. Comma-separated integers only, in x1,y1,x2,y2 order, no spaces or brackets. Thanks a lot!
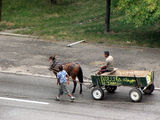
70,96,75,101
56,96,60,101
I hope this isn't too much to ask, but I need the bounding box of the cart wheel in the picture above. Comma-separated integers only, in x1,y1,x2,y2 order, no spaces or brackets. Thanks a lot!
129,88,142,102
91,87,104,100
143,84,154,94
105,86,117,93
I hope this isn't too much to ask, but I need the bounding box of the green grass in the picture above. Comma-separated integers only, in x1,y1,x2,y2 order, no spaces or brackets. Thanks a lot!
1,0,160,47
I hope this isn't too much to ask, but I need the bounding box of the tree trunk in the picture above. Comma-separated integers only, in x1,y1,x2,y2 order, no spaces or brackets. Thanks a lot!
105,0,111,32
51,0,56,4
0,0,2,21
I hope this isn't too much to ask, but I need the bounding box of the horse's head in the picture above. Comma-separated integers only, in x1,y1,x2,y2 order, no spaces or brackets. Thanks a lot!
49,55,56,63
49,55,57,71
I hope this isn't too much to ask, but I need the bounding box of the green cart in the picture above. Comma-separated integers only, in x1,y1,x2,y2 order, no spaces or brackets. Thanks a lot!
91,70,154,102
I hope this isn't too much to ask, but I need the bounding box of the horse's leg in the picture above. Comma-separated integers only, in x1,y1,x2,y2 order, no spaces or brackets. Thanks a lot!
77,66,83,94
80,83,82,94
71,76,77,94
72,81,77,94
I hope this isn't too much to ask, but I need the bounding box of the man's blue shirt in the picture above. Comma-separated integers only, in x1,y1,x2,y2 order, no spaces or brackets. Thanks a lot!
57,70,67,83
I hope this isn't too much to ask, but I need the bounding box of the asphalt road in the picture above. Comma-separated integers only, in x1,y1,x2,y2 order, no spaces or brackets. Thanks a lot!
0,72,160,120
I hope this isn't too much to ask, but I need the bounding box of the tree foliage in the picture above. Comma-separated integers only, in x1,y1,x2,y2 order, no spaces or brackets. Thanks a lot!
117,0,160,27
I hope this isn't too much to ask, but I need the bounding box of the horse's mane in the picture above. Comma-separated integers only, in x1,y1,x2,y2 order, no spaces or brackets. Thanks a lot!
55,59,72,65
50,59,71,69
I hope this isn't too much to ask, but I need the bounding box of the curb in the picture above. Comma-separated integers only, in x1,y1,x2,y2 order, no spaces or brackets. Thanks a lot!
0,32,37,38
0,71,55,78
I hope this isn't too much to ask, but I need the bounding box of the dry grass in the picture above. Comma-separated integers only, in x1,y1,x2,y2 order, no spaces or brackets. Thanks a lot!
0,21,15,26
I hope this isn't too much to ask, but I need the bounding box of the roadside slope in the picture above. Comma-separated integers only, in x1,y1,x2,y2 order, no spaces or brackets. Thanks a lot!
0,35,160,87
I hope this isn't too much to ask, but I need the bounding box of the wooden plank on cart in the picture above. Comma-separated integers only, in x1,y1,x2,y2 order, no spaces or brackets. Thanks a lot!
102,69,151,77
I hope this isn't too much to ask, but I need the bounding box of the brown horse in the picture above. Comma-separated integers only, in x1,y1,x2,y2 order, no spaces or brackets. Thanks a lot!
49,56,83,94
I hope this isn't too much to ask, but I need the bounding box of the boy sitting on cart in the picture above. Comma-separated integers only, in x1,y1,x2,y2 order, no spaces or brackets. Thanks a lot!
98,51,114,75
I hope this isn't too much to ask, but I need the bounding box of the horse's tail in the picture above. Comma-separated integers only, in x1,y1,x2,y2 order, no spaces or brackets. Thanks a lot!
77,66,83,83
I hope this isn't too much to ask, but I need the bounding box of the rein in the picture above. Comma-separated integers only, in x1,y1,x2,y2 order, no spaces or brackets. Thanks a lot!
51,68,59,73
50,59,69,73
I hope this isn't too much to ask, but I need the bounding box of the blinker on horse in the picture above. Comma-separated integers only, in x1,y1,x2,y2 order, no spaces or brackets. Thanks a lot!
49,56,83,94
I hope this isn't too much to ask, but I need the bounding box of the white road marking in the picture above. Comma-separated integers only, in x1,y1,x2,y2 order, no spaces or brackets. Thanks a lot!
0,97,49,105
155,87,160,91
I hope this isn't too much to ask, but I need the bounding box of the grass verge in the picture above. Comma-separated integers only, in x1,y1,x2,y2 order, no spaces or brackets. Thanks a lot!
1,0,160,47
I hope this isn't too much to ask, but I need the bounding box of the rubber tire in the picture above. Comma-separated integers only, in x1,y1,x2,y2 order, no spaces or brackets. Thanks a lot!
91,87,104,100
143,84,154,95
105,86,117,93
129,88,142,102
